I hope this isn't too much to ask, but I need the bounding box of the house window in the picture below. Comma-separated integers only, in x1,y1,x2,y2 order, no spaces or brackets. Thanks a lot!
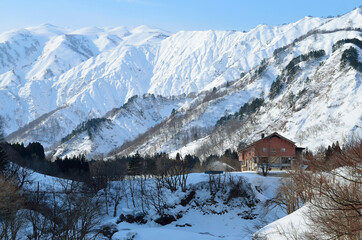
281,157,291,164
263,147,267,152
281,148,286,152
270,148,276,153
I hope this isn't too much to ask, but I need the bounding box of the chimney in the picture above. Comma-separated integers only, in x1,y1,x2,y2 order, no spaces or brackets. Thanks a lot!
261,133,265,139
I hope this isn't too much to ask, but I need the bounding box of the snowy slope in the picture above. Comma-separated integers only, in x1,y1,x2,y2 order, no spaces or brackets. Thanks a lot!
109,172,283,240
253,204,310,240
0,25,169,135
50,95,190,159
2,7,362,159
21,170,284,240
114,27,362,159
1,15,327,136
149,16,328,95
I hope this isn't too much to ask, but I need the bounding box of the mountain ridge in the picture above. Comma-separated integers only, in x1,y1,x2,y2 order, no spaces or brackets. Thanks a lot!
1,7,361,159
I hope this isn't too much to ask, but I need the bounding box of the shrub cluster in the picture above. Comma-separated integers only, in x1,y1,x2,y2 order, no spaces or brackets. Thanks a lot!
332,38,362,52
340,47,362,72
269,50,325,100
61,118,111,143
216,98,264,126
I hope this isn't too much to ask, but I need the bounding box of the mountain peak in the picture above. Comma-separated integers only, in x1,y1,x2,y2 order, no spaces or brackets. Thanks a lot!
70,26,105,35
25,23,69,36
131,25,168,34
1,8,361,159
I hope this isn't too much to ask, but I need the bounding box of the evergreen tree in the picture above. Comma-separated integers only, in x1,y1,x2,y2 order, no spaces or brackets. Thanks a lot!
325,145,333,161
128,152,143,175
26,142,45,160
0,145,7,173
175,152,181,161
334,141,342,153
145,156,157,175
0,116,8,172
184,154,200,170
0,116,3,141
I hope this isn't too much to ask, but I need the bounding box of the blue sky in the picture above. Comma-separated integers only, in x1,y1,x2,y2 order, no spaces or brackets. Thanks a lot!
0,0,360,33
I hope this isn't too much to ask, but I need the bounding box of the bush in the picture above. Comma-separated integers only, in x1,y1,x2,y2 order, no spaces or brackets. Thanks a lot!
285,50,325,77
341,47,362,72
206,174,256,206
255,60,268,77
269,76,283,100
216,97,264,126
61,118,111,142
269,50,325,100
332,38,362,52
118,213,147,224
227,177,253,201
98,224,118,239
154,214,176,225
293,138,362,239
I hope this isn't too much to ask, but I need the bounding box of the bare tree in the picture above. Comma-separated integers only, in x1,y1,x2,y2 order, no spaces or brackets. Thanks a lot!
89,159,126,215
110,181,126,217
207,173,228,199
157,156,191,192
175,157,191,192
127,176,137,209
4,162,32,190
25,205,52,240
0,176,25,240
0,132,31,240
295,138,362,240
157,158,178,192
49,179,101,240
146,178,168,216
271,171,304,214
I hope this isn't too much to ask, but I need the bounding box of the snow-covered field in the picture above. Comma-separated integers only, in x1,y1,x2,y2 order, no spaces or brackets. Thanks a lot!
254,204,310,240
110,173,282,240
24,171,285,240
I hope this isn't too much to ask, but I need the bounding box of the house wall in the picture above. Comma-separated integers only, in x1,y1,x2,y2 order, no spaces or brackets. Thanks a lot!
238,135,298,171
254,136,296,158
238,147,255,161
239,146,255,171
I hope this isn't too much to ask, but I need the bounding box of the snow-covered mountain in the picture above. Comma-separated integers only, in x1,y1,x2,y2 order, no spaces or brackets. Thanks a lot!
2,7,362,159
0,24,169,136
51,94,190,159
110,9,362,159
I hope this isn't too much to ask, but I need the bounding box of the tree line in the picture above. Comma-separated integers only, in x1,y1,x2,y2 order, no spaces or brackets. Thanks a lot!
0,135,240,239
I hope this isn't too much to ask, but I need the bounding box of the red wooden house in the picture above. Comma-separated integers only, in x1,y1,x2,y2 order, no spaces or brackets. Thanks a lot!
238,132,304,172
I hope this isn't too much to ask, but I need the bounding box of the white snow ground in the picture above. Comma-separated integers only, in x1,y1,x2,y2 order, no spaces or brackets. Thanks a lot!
24,171,285,240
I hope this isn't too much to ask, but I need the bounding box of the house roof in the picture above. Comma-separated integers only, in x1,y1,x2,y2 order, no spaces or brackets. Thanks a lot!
238,132,297,152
